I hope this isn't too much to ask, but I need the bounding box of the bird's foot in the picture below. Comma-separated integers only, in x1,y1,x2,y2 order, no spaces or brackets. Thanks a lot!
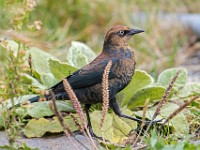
87,127,109,142
142,118,163,125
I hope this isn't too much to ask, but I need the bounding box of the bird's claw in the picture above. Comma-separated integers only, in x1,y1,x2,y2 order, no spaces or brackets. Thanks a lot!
143,118,163,125
88,127,109,142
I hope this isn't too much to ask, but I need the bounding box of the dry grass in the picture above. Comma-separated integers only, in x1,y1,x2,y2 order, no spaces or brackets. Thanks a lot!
63,79,87,130
163,95,200,125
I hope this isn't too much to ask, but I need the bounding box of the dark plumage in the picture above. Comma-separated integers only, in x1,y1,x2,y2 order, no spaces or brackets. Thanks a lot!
51,25,142,104
16,25,158,138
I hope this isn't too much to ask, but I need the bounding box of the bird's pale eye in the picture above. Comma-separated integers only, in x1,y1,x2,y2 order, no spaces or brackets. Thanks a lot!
118,30,124,36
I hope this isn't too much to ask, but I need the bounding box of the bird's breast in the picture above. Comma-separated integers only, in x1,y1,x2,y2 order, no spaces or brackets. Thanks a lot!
111,58,136,91
115,58,135,78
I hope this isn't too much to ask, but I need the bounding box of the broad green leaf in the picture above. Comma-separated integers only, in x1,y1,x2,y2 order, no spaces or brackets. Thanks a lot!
157,68,187,90
26,101,75,118
0,40,59,88
135,102,189,136
91,109,137,144
40,73,58,88
0,95,37,128
175,83,200,98
67,41,96,68
128,86,166,109
112,109,137,142
26,47,57,74
120,70,154,106
23,74,46,89
0,95,37,109
49,59,77,80
24,116,78,138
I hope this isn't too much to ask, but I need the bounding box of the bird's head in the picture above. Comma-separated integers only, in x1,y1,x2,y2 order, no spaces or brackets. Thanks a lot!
104,25,144,47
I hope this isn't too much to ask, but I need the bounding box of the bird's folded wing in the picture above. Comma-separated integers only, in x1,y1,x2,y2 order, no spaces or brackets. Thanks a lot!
67,58,119,89
51,58,119,92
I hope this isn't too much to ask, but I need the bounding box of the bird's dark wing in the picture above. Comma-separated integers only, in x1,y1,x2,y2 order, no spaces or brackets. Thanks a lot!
51,58,119,93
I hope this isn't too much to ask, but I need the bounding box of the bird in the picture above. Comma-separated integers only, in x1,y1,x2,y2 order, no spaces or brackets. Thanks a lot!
15,25,160,139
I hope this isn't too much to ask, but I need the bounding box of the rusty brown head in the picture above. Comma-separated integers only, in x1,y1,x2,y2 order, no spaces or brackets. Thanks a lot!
104,25,144,47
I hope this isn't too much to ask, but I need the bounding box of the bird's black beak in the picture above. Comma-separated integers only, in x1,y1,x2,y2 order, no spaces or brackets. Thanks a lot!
128,28,144,35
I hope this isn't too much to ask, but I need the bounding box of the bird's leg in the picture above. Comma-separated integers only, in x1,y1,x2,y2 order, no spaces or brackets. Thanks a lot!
84,104,103,140
85,104,93,135
109,97,162,124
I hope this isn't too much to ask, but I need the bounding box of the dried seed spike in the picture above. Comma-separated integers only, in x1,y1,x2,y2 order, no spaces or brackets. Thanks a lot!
63,79,87,129
63,79,98,150
153,70,181,119
100,60,112,128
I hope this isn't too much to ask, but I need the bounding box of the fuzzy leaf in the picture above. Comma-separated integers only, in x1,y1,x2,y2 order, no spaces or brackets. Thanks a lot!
40,73,58,88
23,74,47,89
135,102,189,136
91,109,137,144
24,116,78,138
128,86,166,109
175,83,200,98
26,101,75,118
0,95,37,109
67,41,96,68
120,70,154,106
157,68,187,90
26,47,57,74
49,59,77,80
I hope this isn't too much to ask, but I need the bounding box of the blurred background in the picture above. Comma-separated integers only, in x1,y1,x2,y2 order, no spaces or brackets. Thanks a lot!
0,0,200,81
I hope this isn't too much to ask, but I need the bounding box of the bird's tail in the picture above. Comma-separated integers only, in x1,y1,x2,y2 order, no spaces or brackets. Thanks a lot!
12,95,41,108
11,92,69,109
28,96,41,103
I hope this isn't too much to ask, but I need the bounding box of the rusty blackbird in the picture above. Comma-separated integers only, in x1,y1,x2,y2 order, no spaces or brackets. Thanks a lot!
15,25,159,138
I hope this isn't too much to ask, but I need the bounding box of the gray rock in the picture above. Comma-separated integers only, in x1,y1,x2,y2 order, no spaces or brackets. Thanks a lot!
0,131,99,150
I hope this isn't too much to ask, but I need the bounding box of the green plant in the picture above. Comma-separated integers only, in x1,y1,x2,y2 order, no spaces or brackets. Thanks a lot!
1,40,199,148
145,130,200,150
0,0,41,149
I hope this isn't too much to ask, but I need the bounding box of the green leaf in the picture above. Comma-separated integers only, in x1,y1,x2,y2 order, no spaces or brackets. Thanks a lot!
90,109,137,144
26,47,57,74
49,59,77,80
157,68,187,90
135,102,189,136
40,73,58,88
0,95,37,109
24,116,78,138
128,86,166,109
26,101,75,118
67,41,96,68
175,83,200,98
23,74,47,89
120,70,154,106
